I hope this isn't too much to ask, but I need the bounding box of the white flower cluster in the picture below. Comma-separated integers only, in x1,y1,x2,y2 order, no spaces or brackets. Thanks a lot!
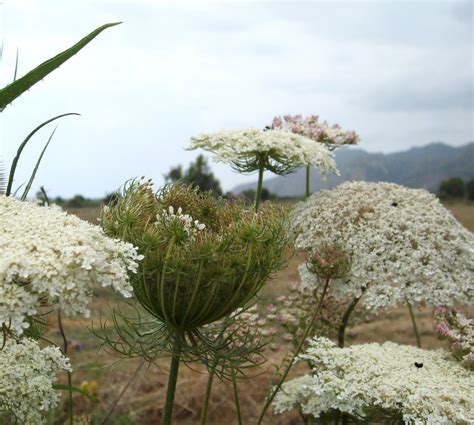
274,337,474,424
291,182,474,309
189,128,338,176
157,205,206,240
0,196,143,334
0,338,71,424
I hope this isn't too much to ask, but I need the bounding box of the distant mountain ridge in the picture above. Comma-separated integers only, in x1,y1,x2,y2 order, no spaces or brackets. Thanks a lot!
232,142,474,197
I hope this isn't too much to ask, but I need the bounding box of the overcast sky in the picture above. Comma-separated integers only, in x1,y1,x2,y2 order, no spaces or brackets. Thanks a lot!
0,0,472,198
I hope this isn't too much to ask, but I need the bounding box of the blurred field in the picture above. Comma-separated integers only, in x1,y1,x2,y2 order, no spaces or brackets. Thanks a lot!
53,201,472,424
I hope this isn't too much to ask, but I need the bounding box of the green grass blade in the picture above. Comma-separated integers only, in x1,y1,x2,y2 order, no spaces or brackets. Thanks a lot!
20,125,57,201
5,112,80,196
52,383,96,401
0,22,121,112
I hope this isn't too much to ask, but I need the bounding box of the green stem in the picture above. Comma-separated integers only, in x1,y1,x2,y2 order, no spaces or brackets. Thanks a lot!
255,155,265,212
257,277,331,425
407,301,421,348
337,289,366,348
199,365,216,425
305,164,311,199
232,370,243,425
162,336,182,425
58,310,73,425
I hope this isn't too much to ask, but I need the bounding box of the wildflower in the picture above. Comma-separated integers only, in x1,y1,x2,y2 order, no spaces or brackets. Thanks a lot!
274,337,474,424
0,338,71,424
0,196,142,336
291,182,474,309
271,114,359,147
189,128,338,176
100,182,289,332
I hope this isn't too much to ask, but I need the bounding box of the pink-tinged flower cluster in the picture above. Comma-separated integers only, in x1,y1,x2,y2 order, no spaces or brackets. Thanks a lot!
434,306,473,370
271,114,359,147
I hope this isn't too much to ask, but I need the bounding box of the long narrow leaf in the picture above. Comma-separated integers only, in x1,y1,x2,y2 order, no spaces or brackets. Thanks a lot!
0,22,121,111
52,383,96,401
6,112,79,196
21,125,58,200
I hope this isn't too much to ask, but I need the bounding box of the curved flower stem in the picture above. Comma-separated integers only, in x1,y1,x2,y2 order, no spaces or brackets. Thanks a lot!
58,310,73,425
257,277,331,425
407,301,421,348
337,290,365,348
232,370,243,425
305,164,311,199
200,362,217,425
163,336,182,425
255,155,265,212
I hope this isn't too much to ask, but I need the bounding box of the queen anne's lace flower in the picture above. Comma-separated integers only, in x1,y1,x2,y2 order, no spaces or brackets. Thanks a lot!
291,182,474,309
189,128,338,176
271,114,359,147
0,338,71,424
0,196,143,334
274,337,474,424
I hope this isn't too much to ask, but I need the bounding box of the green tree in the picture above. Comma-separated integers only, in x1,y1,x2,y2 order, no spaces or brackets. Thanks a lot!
466,179,474,201
241,187,277,202
438,177,466,200
164,155,222,196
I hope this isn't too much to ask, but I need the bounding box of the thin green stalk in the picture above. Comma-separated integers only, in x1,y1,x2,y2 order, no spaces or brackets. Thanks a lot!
199,364,217,425
57,310,73,425
337,290,365,348
407,301,421,348
101,360,145,425
162,336,182,425
232,371,243,425
257,277,331,425
305,164,311,199
255,155,265,212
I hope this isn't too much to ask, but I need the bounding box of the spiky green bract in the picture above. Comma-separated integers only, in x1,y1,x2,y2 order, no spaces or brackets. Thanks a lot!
100,180,289,336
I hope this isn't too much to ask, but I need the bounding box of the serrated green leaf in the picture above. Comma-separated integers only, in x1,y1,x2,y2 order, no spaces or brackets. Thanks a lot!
0,22,121,111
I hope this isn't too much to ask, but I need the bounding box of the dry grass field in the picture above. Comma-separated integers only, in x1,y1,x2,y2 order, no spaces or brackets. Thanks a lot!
52,201,473,424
